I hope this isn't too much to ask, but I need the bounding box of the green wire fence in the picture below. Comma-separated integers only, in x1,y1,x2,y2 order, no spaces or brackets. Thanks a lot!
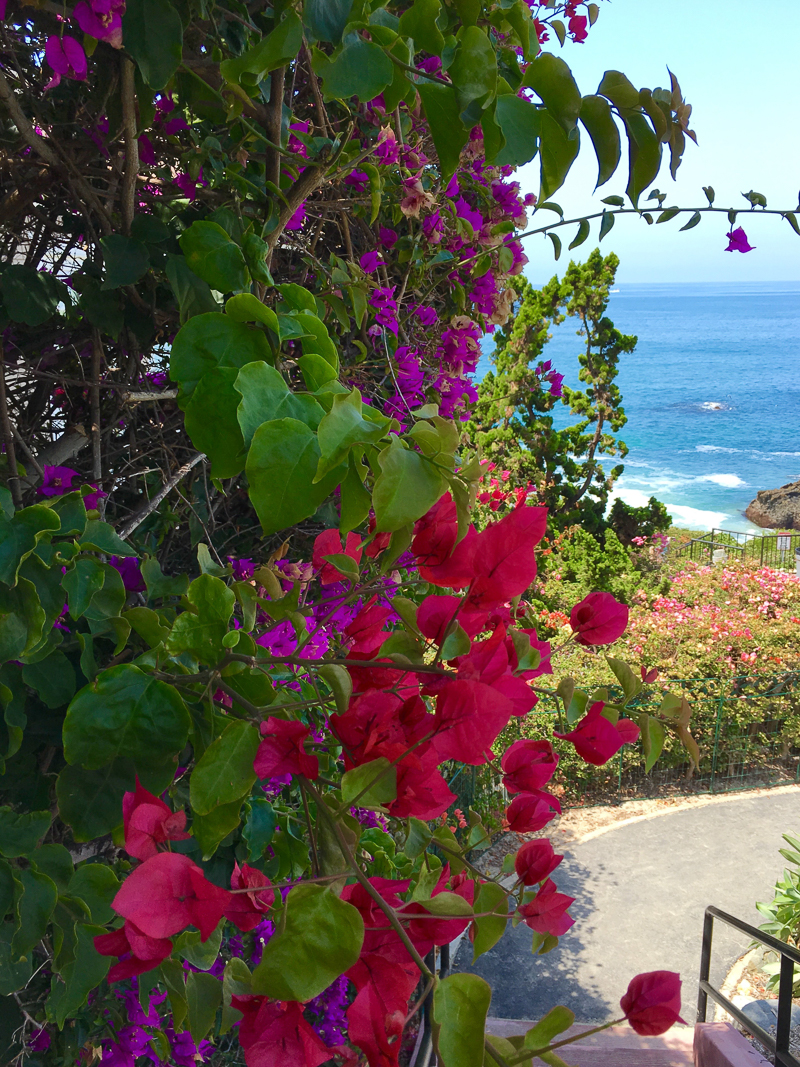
447,672,800,821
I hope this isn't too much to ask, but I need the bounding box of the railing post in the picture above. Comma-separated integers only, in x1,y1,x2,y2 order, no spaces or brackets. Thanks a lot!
776,953,794,1064
761,534,765,567
710,684,726,793
617,747,623,804
697,908,714,1022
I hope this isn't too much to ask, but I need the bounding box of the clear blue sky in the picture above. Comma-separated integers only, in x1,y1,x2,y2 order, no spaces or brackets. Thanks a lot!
517,0,800,283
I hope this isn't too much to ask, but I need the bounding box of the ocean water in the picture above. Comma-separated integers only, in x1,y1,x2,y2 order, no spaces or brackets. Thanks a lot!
476,281,800,531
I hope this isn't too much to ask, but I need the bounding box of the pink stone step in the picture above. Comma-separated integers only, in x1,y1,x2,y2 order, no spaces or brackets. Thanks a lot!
693,1022,771,1067
485,1020,695,1065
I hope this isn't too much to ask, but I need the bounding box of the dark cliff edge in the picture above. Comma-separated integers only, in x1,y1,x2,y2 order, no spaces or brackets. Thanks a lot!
745,481,800,529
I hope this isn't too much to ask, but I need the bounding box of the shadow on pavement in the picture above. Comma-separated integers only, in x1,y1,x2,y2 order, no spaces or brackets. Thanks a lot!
454,849,616,1021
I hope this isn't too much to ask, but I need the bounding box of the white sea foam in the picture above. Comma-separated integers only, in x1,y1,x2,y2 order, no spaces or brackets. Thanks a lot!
699,401,727,411
665,503,731,528
621,470,746,492
696,444,800,458
698,473,746,488
608,487,730,529
610,488,654,508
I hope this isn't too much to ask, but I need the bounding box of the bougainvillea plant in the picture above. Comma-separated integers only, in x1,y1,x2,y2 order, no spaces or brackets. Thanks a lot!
0,0,794,1064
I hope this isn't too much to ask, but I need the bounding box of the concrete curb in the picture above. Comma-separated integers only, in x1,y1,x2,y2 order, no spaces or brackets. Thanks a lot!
713,949,763,1023
571,783,800,846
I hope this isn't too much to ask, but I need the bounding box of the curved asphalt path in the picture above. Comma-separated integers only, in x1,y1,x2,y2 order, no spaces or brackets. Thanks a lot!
454,787,800,1023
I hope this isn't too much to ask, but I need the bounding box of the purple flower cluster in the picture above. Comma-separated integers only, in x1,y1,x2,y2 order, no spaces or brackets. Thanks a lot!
306,974,351,1046
386,346,426,426
110,556,146,593
97,985,214,1067
368,287,399,335
39,464,105,509
350,807,389,831
343,105,539,425
43,0,124,89
229,556,255,581
536,359,565,399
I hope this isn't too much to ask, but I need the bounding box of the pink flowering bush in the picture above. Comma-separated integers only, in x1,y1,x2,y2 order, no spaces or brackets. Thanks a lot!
622,561,800,677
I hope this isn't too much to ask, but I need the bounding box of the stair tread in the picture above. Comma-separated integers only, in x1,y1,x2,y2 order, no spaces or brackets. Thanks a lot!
487,1021,694,1044
485,1020,696,1059
566,1053,693,1066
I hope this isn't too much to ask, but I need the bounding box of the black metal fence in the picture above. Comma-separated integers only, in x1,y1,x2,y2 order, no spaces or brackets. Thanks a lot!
674,528,800,572
698,905,800,1066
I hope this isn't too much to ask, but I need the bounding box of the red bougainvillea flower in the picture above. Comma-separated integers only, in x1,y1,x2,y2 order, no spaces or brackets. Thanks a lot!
121,779,190,861
620,971,685,1036
412,494,477,588
505,789,561,832
391,743,456,820
312,528,363,585
331,689,430,763
344,598,393,658
331,689,454,819
111,852,232,940
515,838,563,886
441,624,538,719
253,717,319,781
518,878,575,936
231,995,332,1067
554,702,640,767
570,591,629,645
725,226,755,253
641,666,660,684
432,678,515,765
501,739,559,794
94,919,172,982
347,953,419,1066
224,863,275,933
568,13,588,41
44,35,87,88
364,530,391,559
403,869,476,955
417,594,487,644
342,877,412,961
340,878,425,1063
412,494,458,568
341,877,431,1063
466,503,548,610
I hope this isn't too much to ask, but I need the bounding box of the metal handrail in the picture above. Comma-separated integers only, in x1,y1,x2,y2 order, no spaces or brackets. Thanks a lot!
672,536,745,559
409,943,450,1067
698,905,800,1066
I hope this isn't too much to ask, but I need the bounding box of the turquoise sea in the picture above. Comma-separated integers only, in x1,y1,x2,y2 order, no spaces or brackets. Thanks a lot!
476,281,800,531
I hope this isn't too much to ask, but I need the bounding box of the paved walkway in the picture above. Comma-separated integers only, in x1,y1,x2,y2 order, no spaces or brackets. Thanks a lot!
455,787,800,1023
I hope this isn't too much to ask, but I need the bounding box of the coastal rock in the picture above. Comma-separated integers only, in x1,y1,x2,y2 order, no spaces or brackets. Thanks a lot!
745,480,800,529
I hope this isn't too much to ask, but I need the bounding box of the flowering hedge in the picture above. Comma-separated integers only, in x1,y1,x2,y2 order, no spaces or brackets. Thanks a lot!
0,0,788,1064
622,561,800,678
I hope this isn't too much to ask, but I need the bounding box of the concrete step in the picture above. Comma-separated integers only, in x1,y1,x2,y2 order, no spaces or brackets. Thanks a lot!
485,1021,696,1066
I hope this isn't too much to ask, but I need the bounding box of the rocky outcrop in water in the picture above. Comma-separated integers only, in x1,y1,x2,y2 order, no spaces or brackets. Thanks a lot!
745,481,800,529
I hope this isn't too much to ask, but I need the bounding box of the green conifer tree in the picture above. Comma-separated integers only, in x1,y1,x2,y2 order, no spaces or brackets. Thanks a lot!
467,249,636,532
